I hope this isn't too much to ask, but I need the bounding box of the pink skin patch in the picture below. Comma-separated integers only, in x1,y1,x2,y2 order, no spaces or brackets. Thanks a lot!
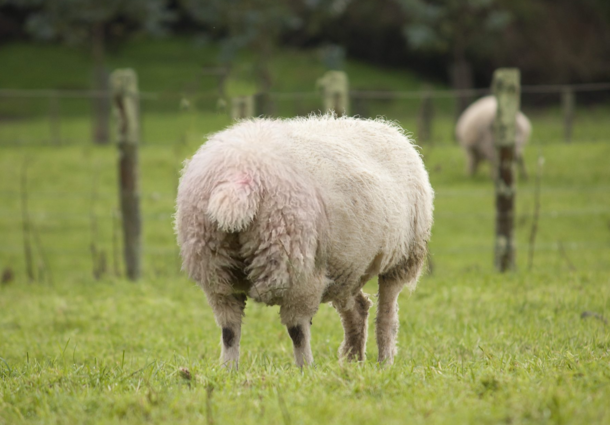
231,172,255,190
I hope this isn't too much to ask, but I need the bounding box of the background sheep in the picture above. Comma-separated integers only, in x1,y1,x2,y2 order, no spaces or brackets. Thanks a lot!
455,95,532,179
175,115,434,368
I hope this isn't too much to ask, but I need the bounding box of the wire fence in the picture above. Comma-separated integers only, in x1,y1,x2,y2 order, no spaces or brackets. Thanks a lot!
1,82,609,146
1,182,608,278
1,81,609,281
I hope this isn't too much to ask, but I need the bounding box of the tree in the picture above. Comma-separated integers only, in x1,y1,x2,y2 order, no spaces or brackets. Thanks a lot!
494,0,610,84
5,0,174,143
180,0,350,114
396,0,511,114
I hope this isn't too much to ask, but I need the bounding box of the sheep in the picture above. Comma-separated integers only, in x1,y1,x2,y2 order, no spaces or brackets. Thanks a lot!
455,95,531,179
175,114,434,368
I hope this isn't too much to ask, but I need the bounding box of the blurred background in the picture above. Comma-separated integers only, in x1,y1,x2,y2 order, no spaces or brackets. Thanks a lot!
0,0,609,283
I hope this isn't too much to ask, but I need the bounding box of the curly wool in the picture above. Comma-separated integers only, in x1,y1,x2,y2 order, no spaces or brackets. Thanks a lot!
175,114,434,367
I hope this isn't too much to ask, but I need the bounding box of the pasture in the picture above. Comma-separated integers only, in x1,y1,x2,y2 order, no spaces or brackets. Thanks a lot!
1,40,610,425
1,122,609,423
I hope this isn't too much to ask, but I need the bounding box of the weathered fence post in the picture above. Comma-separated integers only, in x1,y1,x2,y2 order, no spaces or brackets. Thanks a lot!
492,68,520,272
562,86,574,143
417,85,434,144
231,96,254,120
316,71,349,116
110,69,141,281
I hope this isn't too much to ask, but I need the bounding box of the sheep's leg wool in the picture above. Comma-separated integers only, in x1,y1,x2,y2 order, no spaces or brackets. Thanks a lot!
205,291,246,370
335,291,372,361
376,278,403,365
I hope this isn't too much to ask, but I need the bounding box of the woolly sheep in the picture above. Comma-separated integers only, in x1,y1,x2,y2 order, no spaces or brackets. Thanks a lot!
455,95,531,179
175,115,434,368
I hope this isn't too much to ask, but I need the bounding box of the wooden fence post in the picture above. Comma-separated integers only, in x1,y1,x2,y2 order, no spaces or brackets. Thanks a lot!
316,71,349,116
417,85,434,144
562,86,574,143
110,69,141,281
231,96,254,120
492,68,520,272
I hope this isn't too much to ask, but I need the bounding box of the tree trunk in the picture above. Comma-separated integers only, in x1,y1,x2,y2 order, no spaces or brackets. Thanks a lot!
417,84,434,144
450,58,474,121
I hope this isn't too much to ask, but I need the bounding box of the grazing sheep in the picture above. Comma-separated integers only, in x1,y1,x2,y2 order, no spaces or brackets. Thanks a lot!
455,95,531,179
175,115,434,368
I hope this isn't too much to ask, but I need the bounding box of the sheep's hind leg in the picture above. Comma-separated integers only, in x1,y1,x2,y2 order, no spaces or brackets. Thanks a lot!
280,302,320,368
466,148,480,176
284,318,313,368
334,291,372,361
278,272,327,367
206,292,247,370
376,277,403,366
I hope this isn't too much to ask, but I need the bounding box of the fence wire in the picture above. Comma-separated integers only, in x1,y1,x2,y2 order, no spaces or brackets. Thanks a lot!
1,82,609,279
1,82,610,146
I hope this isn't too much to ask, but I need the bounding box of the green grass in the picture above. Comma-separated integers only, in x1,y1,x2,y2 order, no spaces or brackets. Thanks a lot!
1,38,610,424
1,133,609,424
1,268,608,424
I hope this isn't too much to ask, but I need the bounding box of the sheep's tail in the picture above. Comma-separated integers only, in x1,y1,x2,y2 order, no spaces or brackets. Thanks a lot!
206,171,260,232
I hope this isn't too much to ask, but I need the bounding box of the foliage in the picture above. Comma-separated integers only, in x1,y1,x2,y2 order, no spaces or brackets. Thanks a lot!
493,0,610,84
396,0,511,61
179,0,350,91
2,0,174,46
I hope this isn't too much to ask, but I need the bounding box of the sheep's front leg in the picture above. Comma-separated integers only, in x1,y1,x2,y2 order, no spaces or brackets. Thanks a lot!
206,292,247,369
334,291,372,361
376,279,403,366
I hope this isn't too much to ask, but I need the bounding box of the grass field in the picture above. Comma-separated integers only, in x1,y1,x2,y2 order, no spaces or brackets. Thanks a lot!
1,124,609,424
1,39,610,424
